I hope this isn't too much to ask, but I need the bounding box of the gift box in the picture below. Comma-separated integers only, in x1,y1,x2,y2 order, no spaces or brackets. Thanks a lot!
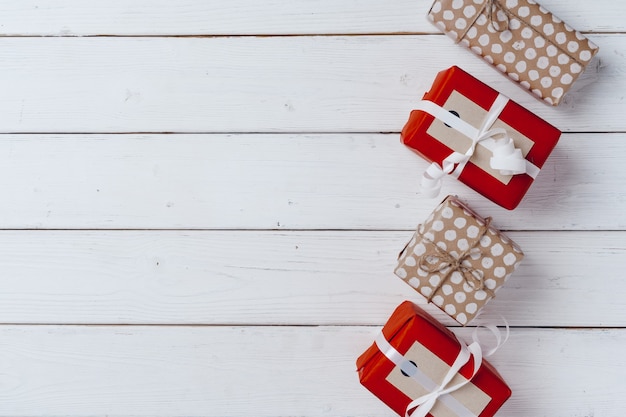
401,66,560,210
428,0,599,105
394,196,523,325
356,301,511,417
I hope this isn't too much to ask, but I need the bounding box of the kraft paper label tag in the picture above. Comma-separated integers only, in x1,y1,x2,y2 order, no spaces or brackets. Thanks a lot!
385,341,491,417
426,90,534,185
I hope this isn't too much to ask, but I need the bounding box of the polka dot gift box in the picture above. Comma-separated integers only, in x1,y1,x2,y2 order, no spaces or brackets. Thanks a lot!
402,66,560,210
394,195,523,325
428,0,599,105
356,301,511,417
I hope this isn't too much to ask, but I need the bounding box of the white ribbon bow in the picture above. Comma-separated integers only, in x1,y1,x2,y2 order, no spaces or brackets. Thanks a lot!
489,138,526,175
404,339,482,417
375,322,509,417
414,94,534,198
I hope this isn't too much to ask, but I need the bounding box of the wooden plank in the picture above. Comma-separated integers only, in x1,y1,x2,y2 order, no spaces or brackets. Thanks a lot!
0,133,623,230
0,230,622,327
0,0,620,35
0,35,618,133
0,325,621,416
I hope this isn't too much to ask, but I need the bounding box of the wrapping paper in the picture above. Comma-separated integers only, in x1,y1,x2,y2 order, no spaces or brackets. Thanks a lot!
356,301,511,417
428,0,599,105
394,196,523,325
401,66,561,209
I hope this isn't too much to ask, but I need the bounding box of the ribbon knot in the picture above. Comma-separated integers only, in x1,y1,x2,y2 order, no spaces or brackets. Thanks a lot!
404,341,482,417
416,218,495,304
448,258,464,273
486,0,510,32
416,94,530,198
490,137,526,175
446,0,511,44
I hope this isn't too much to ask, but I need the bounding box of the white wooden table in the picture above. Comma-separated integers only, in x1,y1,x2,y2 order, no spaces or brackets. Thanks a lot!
0,1,624,416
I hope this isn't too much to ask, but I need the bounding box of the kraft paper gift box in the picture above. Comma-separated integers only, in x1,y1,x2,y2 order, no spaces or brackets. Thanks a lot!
428,0,599,106
356,301,511,417
394,195,523,325
401,66,560,210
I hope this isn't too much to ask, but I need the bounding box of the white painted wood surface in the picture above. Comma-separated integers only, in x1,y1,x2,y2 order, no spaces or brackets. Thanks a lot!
0,1,624,416
0,133,624,229
0,230,623,327
0,326,622,416
0,0,622,35
0,36,620,133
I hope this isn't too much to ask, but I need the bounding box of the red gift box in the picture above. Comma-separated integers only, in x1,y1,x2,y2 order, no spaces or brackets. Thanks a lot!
401,66,561,210
356,301,511,417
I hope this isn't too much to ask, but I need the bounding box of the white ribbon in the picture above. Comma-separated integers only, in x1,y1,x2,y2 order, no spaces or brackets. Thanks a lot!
415,95,538,198
375,321,508,417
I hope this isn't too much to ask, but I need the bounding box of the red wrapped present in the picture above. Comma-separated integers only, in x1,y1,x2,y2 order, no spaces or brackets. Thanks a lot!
356,301,511,417
401,66,561,210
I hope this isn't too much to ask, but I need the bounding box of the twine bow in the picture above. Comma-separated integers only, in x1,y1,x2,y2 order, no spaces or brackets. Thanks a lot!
417,218,495,303
485,0,510,32
453,0,510,41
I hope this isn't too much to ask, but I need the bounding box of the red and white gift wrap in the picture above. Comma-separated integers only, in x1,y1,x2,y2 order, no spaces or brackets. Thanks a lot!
356,301,511,417
402,66,561,210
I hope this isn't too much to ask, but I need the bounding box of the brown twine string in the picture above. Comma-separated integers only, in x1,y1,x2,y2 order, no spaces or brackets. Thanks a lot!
486,0,509,32
456,0,508,41
416,217,496,302
450,0,586,66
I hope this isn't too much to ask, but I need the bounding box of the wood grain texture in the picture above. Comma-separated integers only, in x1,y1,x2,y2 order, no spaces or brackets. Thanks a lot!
1,0,624,415
0,35,619,133
0,325,622,417
0,133,623,230
0,230,623,327
0,0,620,35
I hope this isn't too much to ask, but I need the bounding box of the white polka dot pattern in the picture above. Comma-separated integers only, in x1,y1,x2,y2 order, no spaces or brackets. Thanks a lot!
428,0,599,105
394,196,524,325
